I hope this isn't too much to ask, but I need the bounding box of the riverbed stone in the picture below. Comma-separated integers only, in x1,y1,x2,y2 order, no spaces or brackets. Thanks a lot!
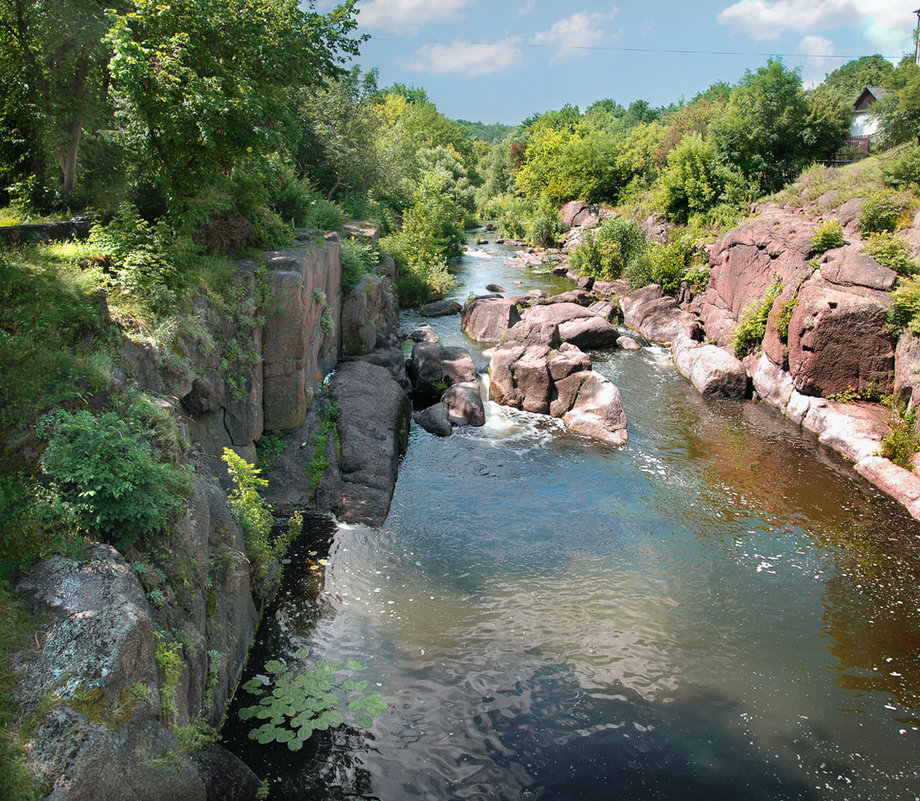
330,360,411,527
414,403,453,437
408,342,477,399
621,285,702,344
562,371,629,446
441,381,486,427
461,297,522,342
672,335,748,398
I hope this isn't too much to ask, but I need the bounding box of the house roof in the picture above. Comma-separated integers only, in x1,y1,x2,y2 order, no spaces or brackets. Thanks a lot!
854,86,891,111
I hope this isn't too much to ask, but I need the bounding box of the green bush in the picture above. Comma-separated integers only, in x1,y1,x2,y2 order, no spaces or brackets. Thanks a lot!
340,237,381,290
888,275,920,335
865,232,918,276
772,296,799,340
222,448,274,582
249,207,292,250
880,396,920,469
732,280,783,357
569,217,647,280
883,145,920,190
37,407,191,548
858,193,913,236
630,235,706,294
811,219,845,254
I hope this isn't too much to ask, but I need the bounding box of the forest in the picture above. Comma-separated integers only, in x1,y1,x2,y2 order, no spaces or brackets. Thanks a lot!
5,0,920,796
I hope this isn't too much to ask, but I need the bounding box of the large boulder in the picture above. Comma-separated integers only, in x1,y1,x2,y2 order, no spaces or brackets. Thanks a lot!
441,381,486,427
787,273,896,397
672,335,748,399
488,342,627,444
621,285,702,344
407,342,478,400
895,334,920,437
561,371,629,446
414,403,453,437
341,274,398,357
461,298,522,343
16,545,209,801
330,360,411,527
699,208,816,347
505,303,618,349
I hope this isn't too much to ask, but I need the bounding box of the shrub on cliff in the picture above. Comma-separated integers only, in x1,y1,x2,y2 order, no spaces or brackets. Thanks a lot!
811,219,845,254
731,280,783,357
37,405,191,548
888,275,920,336
858,192,915,236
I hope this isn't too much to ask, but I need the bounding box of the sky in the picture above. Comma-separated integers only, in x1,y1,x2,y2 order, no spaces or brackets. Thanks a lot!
321,0,920,125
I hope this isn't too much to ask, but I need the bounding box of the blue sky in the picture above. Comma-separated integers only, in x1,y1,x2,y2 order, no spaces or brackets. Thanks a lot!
328,0,919,124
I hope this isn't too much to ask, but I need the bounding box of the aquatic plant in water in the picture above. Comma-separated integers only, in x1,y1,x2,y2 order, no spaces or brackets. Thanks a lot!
239,649,387,750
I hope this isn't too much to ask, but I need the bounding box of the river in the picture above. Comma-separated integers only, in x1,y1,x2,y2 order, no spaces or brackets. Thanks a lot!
224,235,920,801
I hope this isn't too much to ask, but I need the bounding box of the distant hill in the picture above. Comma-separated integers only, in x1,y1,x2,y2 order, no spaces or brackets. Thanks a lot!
456,119,517,143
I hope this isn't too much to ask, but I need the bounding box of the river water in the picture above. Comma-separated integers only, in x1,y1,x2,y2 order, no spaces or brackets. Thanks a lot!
225,237,920,801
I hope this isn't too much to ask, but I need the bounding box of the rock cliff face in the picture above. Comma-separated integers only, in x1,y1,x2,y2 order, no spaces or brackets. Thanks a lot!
16,234,407,799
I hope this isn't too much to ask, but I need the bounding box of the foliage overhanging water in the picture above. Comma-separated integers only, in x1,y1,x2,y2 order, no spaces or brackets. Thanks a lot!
225,236,920,801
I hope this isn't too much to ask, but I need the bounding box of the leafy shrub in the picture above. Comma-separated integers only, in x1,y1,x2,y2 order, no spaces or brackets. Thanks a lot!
37,407,190,548
683,264,711,294
340,237,381,290
635,235,706,294
772,296,799,340
731,280,783,357
305,196,346,232
249,207,292,250
858,193,913,236
865,232,918,276
811,219,845,254
239,648,387,750
255,431,285,474
525,203,566,248
888,275,920,336
569,217,647,280
657,134,734,224
222,448,273,583
880,395,920,469
883,145,920,190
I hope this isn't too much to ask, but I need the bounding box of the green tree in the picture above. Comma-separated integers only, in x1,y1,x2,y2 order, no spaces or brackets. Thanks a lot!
104,0,363,208
815,54,895,104
0,0,118,206
291,66,381,207
876,63,920,146
712,60,813,194
658,134,739,223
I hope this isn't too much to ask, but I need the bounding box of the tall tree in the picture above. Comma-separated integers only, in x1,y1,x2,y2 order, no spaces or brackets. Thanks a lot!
0,0,116,205
105,0,363,207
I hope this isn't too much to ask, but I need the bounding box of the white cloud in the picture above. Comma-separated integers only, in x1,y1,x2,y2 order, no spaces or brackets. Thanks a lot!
518,0,536,16
355,0,472,35
798,34,836,88
402,37,524,77
717,0,914,56
531,9,621,64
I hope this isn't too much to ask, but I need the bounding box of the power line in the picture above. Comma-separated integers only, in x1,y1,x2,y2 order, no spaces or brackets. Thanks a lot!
371,36,904,61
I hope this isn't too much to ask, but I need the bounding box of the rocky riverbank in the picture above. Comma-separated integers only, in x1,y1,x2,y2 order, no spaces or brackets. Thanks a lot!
551,199,920,522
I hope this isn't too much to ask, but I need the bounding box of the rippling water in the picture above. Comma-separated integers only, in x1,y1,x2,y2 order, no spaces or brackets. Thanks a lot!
225,237,920,801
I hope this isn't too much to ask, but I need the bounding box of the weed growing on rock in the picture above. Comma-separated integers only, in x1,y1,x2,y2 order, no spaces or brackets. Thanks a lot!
887,275,920,336
810,219,845,254
732,280,783,357
255,431,285,474
880,396,920,470
239,649,387,751
858,192,914,236
772,296,799,341
154,632,183,728
305,405,341,497
222,448,273,583
865,232,919,276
